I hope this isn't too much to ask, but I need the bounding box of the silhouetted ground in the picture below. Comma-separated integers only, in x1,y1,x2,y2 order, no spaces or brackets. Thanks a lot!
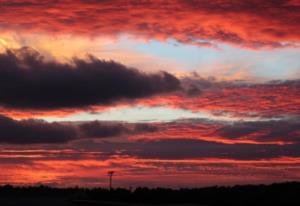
0,182,299,206
0,197,68,206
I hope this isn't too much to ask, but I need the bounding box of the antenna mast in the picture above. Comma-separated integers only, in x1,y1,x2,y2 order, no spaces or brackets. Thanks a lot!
107,171,114,190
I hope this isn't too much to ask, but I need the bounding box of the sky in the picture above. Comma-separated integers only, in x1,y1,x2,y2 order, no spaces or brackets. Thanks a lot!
0,0,299,188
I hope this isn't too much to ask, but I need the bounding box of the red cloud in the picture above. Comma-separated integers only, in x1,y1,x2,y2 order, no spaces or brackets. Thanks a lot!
139,80,300,118
0,148,300,187
0,0,299,48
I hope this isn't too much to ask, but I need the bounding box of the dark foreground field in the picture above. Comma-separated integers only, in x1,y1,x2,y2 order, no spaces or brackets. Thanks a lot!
0,182,299,206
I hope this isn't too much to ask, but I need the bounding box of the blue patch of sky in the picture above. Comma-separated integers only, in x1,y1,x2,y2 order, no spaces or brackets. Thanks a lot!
117,36,300,80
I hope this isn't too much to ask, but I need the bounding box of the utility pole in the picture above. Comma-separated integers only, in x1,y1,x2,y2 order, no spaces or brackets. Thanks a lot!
107,171,114,190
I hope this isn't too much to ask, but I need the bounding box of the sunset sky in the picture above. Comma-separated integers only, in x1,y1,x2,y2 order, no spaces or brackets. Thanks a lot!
0,0,299,188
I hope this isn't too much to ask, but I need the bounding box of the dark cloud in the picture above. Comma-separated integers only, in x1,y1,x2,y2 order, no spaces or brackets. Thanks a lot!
137,139,300,160
0,115,77,144
79,121,130,138
70,138,300,161
0,114,159,144
216,118,300,143
79,121,159,138
0,47,180,110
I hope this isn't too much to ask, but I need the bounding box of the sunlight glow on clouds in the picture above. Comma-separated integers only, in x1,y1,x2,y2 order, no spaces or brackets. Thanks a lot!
0,0,299,187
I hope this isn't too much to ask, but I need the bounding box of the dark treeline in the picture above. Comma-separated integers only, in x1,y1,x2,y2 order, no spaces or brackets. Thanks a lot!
0,182,300,206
